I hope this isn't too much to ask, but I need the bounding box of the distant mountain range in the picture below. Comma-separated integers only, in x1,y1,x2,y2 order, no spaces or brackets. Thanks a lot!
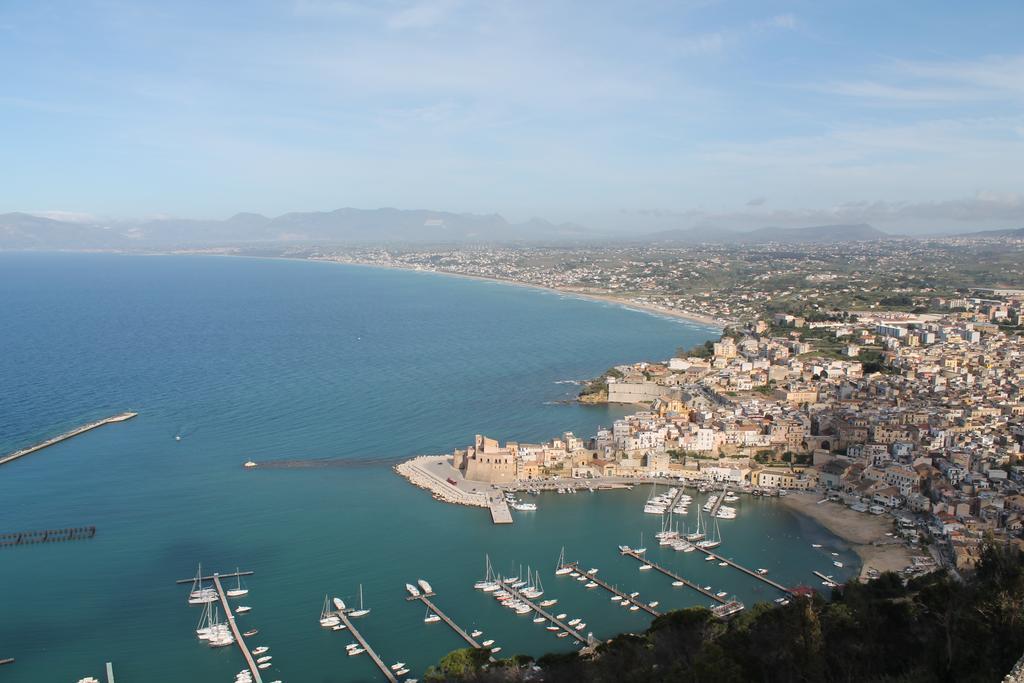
0,209,591,249
642,223,891,244
5,209,1012,249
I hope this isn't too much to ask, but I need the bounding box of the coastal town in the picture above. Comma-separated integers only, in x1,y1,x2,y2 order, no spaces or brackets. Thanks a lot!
397,283,1024,585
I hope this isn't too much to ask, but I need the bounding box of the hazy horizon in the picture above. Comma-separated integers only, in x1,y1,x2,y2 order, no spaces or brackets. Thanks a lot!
3,1,1024,234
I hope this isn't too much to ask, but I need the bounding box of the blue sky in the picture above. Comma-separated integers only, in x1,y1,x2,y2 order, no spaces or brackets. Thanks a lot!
2,0,1023,233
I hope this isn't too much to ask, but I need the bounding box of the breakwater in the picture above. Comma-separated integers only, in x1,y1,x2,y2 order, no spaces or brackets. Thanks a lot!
394,456,488,508
0,412,137,468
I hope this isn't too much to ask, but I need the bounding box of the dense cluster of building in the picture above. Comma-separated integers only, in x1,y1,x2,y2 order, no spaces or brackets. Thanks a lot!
454,310,1024,570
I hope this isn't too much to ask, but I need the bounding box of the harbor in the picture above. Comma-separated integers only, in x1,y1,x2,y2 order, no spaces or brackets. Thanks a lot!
619,548,727,604
332,608,399,683
405,583,492,655
0,526,95,548
556,560,662,617
0,412,136,467
500,581,590,644
210,573,263,683
692,548,794,596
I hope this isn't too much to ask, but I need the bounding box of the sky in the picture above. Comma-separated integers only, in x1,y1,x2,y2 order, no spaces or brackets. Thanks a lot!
2,0,1023,234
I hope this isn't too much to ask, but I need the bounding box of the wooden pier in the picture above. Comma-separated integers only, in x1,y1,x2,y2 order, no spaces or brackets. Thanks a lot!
620,549,726,604
559,562,662,617
709,487,728,516
0,412,137,467
489,497,513,524
406,586,493,658
500,581,589,643
333,609,398,683
211,573,263,683
175,569,254,585
0,526,95,548
693,548,793,595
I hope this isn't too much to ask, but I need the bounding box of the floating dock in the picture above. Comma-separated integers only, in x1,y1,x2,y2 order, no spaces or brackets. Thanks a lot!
558,561,662,617
211,573,263,683
707,487,728,516
620,549,726,604
333,609,398,683
669,486,689,509
0,526,96,548
406,585,492,657
693,548,793,595
0,412,137,467
175,569,254,585
500,581,589,643
105,662,115,683
489,497,513,524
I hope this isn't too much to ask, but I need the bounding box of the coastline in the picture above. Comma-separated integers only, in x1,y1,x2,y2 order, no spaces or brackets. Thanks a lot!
312,257,728,330
780,492,914,580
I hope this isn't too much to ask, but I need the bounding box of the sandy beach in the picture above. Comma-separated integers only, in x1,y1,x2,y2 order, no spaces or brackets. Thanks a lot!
314,257,728,329
781,492,915,580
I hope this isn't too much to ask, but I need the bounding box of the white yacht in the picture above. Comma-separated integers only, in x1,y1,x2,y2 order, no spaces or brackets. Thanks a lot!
417,579,433,595
406,583,421,597
226,568,249,598
348,585,370,618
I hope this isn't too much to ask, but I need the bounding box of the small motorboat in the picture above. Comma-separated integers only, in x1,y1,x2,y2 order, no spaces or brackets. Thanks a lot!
716,591,727,598
556,613,567,620
546,625,559,631
424,612,441,624
833,561,844,568
242,629,259,637
235,606,251,614
557,632,569,638
252,647,269,656
490,647,502,653
257,656,272,664
470,629,483,637
672,581,684,587
332,624,346,631
391,663,406,671
611,595,622,601
482,639,495,647
347,647,365,656
639,564,652,571
257,662,272,669
533,617,545,623
718,561,728,567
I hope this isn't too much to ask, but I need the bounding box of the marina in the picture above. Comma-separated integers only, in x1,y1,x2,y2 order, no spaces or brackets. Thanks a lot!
405,582,493,656
500,580,589,644
0,412,137,468
619,548,727,604
556,560,662,617
211,573,263,683
692,548,794,595
332,607,399,683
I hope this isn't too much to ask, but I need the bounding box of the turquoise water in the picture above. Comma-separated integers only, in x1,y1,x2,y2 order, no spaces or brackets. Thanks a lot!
0,253,857,682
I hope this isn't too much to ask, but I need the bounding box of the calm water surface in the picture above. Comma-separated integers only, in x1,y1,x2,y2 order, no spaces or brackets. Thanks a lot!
0,253,856,682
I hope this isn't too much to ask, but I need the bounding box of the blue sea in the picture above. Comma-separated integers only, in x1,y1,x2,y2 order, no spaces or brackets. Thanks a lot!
0,253,856,682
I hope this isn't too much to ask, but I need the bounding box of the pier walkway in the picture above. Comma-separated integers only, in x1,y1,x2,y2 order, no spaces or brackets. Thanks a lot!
693,548,793,595
708,487,728,516
500,581,589,643
333,608,398,683
489,497,513,524
406,587,493,660
670,486,689,510
0,412,137,467
559,562,662,617
620,549,726,604
211,573,263,683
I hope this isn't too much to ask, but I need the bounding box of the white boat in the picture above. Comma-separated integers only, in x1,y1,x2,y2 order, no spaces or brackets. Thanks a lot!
257,663,272,670
697,518,722,549
226,568,249,598
567,618,581,626
833,561,844,568
756,568,769,575
471,629,483,637
417,579,433,594
257,656,272,664
539,599,557,607
406,583,421,597
629,605,639,611
554,547,573,575
332,624,345,631
533,616,545,623
391,663,406,671
686,508,706,542
348,585,370,618
672,581,684,587
320,595,340,627
812,543,822,548
648,601,658,608
244,460,257,468
511,501,537,511
424,610,441,624
333,597,346,612
611,595,622,601
585,581,598,588
347,648,365,656
716,591,727,598
252,647,269,655
718,561,728,567
475,555,500,591
235,606,251,614
546,625,559,631
482,639,495,647
556,613,567,620
395,668,410,676
639,564,652,571
490,647,502,654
